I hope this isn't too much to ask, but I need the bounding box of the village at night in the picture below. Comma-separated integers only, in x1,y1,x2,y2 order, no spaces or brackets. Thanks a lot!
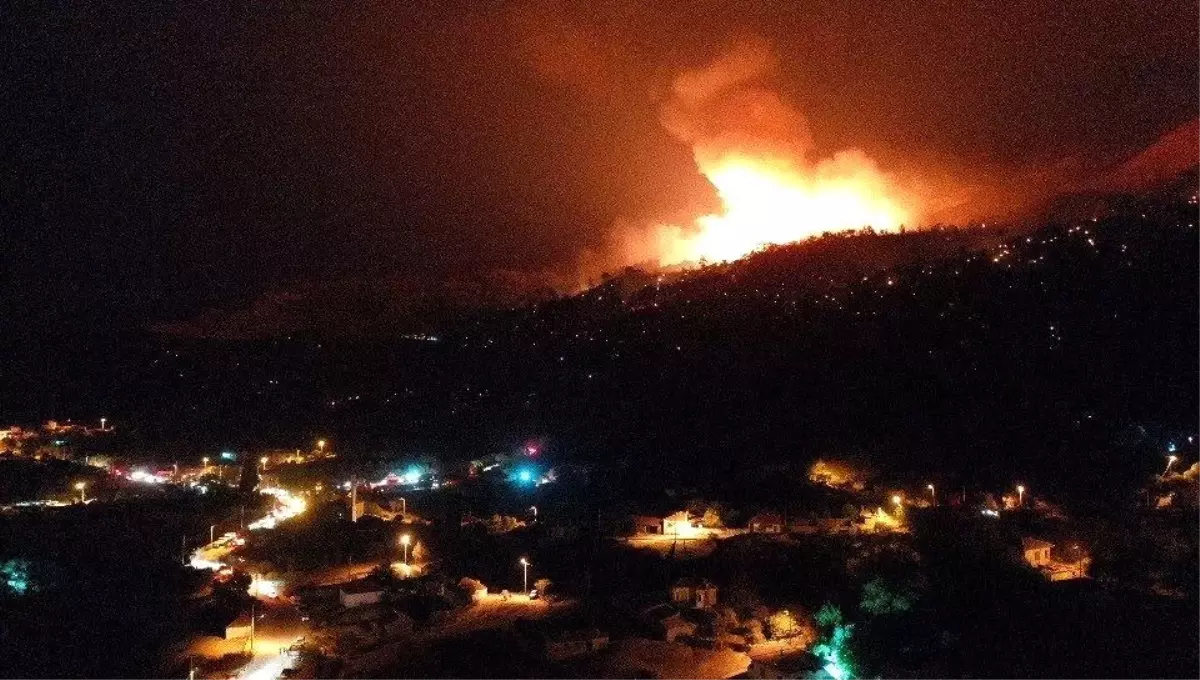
2,1,1197,679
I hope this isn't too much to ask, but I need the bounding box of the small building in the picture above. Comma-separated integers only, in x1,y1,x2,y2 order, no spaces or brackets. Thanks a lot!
1021,537,1054,568
632,510,696,536
339,580,386,608
671,577,719,608
660,612,699,642
748,652,835,680
225,612,253,640
1022,538,1091,581
748,511,784,534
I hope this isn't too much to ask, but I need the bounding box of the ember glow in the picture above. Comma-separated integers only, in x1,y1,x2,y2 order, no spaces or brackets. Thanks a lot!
631,39,912,266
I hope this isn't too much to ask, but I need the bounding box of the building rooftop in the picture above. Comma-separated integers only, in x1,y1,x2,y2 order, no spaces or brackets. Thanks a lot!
673,577,717,590
1021,537,1054,551
339,579,386,595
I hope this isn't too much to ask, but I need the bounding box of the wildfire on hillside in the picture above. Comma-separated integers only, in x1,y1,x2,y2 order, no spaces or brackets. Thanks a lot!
621,39,912,267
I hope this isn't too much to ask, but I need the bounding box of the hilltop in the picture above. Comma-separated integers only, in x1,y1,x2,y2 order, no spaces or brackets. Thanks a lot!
5,199,1196,509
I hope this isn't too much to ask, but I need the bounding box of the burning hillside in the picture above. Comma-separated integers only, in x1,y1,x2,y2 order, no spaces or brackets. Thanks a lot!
619,39,913,267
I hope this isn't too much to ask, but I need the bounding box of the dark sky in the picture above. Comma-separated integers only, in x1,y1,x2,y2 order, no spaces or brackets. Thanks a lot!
3,0,1196,337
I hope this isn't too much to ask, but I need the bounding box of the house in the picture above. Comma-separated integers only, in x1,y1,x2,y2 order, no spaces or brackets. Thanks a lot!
1021,538,1091,581
338,579,386,608
671,577,719,608
1021,537,1053,568
748,511,784,534
225,612,253,639
632,510,697,536
744,652,840,680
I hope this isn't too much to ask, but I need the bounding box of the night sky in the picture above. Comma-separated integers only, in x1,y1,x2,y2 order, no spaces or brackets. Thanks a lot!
3,0,1196,338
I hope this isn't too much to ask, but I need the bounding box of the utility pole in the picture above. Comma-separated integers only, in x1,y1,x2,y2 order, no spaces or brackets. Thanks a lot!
350,480,358,522
181,535,187,566
240,504,245,530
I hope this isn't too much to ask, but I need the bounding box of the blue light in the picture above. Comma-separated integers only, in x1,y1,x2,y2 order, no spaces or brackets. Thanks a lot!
403,467,421,484
517,469,534,483
1168,443,1177,453
221,451,236,460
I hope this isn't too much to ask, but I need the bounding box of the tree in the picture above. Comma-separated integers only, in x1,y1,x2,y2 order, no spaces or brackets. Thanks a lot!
767,609,801,639
859,576,915,617
458,577,485,596
411,541,428,563
238,456,259,496
816,602,844,630
534,578,551,595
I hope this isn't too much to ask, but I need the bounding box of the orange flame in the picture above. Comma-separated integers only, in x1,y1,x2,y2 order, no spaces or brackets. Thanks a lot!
653,151,909,265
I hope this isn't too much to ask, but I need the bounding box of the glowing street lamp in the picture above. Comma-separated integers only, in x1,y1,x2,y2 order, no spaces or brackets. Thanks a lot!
210,524,216,544
202,456,209,471
400,534,411,565
260,456,269,471
1016,485,1025,507
99,417,107,431
891,495,902,508
1164,455,1179,477
519,557,530,594
317,439,326,453
530,505,538,520
400,497,406,516
74,481,87,503
926,484,936,505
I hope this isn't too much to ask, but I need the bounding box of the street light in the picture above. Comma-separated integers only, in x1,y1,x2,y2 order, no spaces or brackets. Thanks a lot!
202,456,209,471
260,456,269,471
1016,485,1025,507
1164,455,1179,476
74,481,87,504
99,417,106,430
891,495,902,507
400,534,411,566
926,484,935,505
400,497,406,516
210,524,216,544
317,439,326,451
519,557,530,594
530,505,538,520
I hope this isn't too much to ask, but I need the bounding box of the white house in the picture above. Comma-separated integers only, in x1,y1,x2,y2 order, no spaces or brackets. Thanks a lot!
1021,537,1053,568
632,510,699,537
339,580,386,608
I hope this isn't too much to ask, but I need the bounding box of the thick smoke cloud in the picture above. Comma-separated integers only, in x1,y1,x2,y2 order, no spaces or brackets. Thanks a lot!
658,38,812,167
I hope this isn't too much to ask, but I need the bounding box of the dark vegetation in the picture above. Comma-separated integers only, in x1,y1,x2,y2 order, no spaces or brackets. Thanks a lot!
17,204,1190,504
0,494,238,677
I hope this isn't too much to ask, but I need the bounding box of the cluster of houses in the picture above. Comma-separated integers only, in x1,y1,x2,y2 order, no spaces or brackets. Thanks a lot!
628,508,901,540
0,420,112,458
